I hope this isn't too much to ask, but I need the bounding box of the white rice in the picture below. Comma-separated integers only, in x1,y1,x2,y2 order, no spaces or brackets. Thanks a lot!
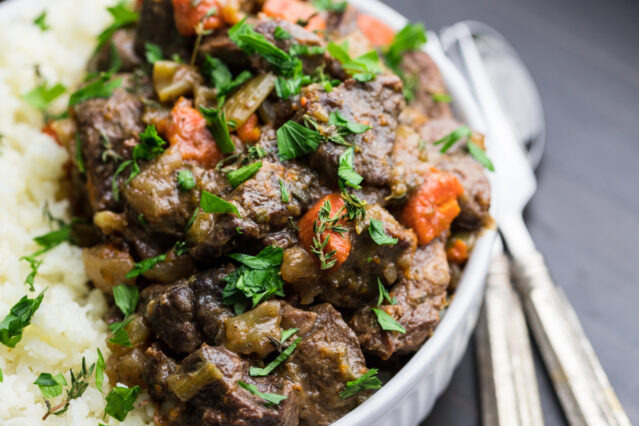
0,1,152,424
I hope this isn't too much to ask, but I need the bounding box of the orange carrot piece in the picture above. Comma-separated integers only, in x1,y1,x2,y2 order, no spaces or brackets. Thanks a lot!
299,193,351,270
446,239,469,264
167,97,223,167
357,14,395,47
262,0,326,32
401,168,464,246
236,114,261,144
172,0,223,36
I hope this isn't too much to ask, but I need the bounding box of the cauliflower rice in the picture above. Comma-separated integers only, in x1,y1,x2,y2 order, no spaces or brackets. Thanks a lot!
0,0,151,424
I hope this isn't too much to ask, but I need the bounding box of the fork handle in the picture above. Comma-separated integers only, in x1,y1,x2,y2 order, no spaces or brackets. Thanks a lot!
513,250,630,426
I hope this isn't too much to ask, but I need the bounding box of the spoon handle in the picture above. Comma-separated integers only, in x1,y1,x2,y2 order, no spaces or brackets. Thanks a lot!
513,249,630,426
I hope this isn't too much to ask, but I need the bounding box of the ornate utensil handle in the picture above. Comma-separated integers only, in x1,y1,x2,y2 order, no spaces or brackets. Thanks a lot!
514,251,630,426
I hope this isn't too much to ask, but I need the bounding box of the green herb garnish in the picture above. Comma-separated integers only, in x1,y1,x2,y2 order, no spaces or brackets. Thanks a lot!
68,74,122,107
377,277,397,306
371,308,405,333
144,42,163,64
125,255,166,279
22,82,66,111
339,368,382,399
368,219,398,245
467,140,495,171
432,93,452,103
75,132,86,173
41,357,96,419
200,191,240,216
312,0,347,12
327,43,382,82
310,199,347,270
434,125,471,153
249,337,302,377
112,284,139,315
104,385,141,422
200,106,236,154
34,373,67,399
273,26,291,40
95,348,106,393
278,178,289,203
383,23,427,71
276,120,323,161
33,11,49,31
174,241,189,256
201,55,252,104
227,162,262,188
280,328,298,343
95,2,139,53
337,147,363,190
177,169,196,191
238,381,287,406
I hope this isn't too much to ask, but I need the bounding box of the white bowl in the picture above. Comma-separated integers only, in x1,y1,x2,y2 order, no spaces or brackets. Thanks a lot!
333,1,497,425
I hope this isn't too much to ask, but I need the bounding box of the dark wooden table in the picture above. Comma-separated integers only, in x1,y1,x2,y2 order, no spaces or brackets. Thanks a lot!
386,0,639,424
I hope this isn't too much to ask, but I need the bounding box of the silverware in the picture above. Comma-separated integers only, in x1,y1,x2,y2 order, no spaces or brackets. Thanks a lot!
441,22,630,426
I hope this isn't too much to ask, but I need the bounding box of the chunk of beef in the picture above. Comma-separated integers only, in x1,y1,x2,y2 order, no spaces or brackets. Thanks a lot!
88,28,141,73
144,343,178,400
142,281,204,354
188,161,324,260
191,265,235,342
283,304,369,425
350,239,450,359
73,74,147,212
401,51,453,119
169,345,298,425
135,0,188,61
300,74,405,186
319,204,417,309
325,4,360,37
199,30,251,70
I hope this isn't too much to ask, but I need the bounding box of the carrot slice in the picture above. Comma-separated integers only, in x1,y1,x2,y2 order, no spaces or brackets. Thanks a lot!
172,0,223,36
401,168,464,246
236,114,261,144
446,239,469,264
167,97,222,167
357,14,395,47
262,0,326,32
299,193,351,270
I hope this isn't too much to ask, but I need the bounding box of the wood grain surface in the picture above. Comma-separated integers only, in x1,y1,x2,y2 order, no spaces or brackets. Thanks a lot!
385,0,639,424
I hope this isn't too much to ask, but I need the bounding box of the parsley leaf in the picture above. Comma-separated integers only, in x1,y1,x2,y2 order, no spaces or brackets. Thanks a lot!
228,19,298,76
371,307,405,333
249,337,302,377
289,44,325,57
222,246,285,314
328,43,382,82
339,368,382,399
467,140,495,171
238,381,287,406
278,178,289,203
337,147,363,189
22,256,42,291
434,125,472,153
112,284,139,316
125,254,166,279
200,191,241,216
384,23,427,71
34,373,67,399
200,106,236,154
177,169,196,191
0,291,45,348
33,11,49,31
368,219,398,245
280,328,298,343
75,132,86,173
432,92,452,103
104,385,141,421
276,120,323,161
32,225,71,254
274,72,311,99
95,348,106,393
0,367,3,382
273,26,291,40
68,74,122,106
174,241,190,256
22,82,66,111
111,159,132,202
312,0,347,12
227,161,262,188
201,55,252,104
95,2,139,53
108,317,133,347
128,125,167,182
144,42,163,64
329,111,371,134
377,277,397,306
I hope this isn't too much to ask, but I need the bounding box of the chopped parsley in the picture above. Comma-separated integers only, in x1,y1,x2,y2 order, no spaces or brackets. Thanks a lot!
95,348,106,393
200,106,236,154
22,82,66,111
125,255,166,279
0,291,45,348
109,317,133,347
22,256,42,292
177,169,196,191
383,22,427,71
238,381,287,406
40,357,96,419
95,1,139,53
432,92,452,103
327,42,382,82
222,246,285,315
329,111,371,135
276,120,323,161
201,55,252,104
104,385,142,422
228,19,298,76
273,26,291,40
75,132,86,173
312,0,347,12
434,125,472,153
280,328,298,343
339,369,382,399
274,73,311,99
337,147,363,190
173,241,190,256
368,219,398,245
144,42,163,64
227,161,262,188
249,337,302,377
0,367,3,382
467,140,495,171
278,178,289,203
377,277,397,306
310,199,347,270
200,190,240,216
371,308,405,333
289,44,325,57
112,284,139,316
33,11,49,31
68,74,122,107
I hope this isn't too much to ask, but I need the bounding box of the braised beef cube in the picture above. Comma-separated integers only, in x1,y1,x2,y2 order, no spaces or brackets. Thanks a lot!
300,74,405,186
325,4,360,37
142,281,204,354
191,266,235,343
401,51,453,120
168,345,298,425
135,0,188,61
283,304,369,425
437,154,491,231
319,204,417,309
198,30,251,70
350,239,450,359
88,28,141,73
188,161,323,260
145,343,178,400
278,301,317,337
